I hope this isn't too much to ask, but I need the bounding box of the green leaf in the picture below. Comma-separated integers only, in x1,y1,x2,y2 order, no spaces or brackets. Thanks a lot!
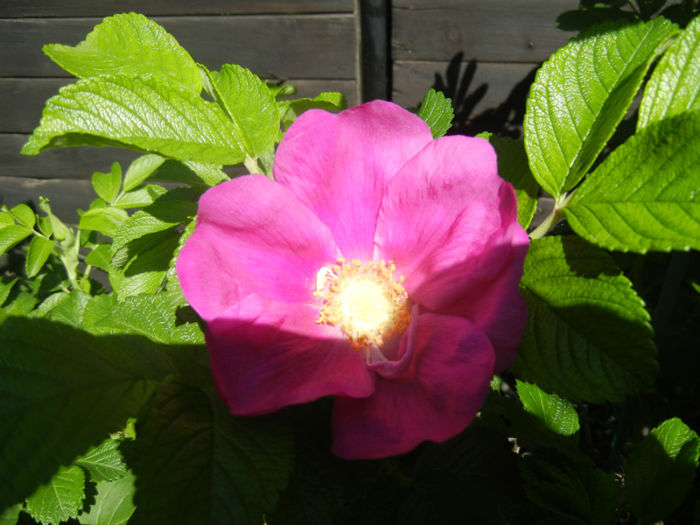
112,231,181,298
524,18,677,197
639,15,700,129
417,88,454,139
565,111,700,252
0,316,203,509
483,134,539,228
43,12,201,94
10,203,35,228
31,291,74,319
0,211,14,227
513,236,657,403
78,207,129,237
123,154,167,192
519,452,619,524
0,276,19,307
75,438,128,482
90,293,204,345
0,224,33,256
25,465,85,525
112,196,196,259
279,91,348,128
150,159,228,187
36,215,53,237
84,245,112,273
112,184,168,209
0,504,22,525
516,380,580,436
625,417,700,524
204,64,279,157
127,381,293,525
78,473,136,525
2,290,38,316
91,163,122,204
39,197,70,241
25,236,55,278
22,75,245,166
182,161,229,186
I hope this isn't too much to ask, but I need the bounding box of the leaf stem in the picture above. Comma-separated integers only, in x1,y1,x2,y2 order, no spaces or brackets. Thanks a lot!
530,192,574,239
243,156,261,174
529,207,563,239
625,0,641,16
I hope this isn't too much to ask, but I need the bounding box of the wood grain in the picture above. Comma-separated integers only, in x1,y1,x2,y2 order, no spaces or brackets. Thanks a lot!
0,15,357,79
0,175,96,223
392,0,576,63
0,0,353,17
1,134,141,180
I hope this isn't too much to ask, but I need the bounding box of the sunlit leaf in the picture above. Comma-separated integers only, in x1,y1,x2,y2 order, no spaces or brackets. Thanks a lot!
524,18,677,196
516,380,580,436
565,111,700,252
22,75,245,166
418,88,454,139
44,13,201,94
25,465,85,525
638,15,700,129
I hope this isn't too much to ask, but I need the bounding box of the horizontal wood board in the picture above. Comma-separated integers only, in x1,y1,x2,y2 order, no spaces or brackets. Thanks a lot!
0,15,357,79
1,175,98,223
0,1,354,17
392,0,577,63
393,60,538,114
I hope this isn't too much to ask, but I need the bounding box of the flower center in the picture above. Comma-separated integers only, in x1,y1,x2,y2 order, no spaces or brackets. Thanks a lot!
315,258,411,350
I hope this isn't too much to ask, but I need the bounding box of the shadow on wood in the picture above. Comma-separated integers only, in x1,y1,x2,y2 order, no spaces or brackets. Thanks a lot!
430,52,539,138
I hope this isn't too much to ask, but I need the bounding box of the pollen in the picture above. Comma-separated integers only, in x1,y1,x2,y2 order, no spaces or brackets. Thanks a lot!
315,258,411,350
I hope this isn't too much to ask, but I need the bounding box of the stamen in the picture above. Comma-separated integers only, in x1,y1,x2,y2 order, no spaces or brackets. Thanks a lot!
315,259,411,350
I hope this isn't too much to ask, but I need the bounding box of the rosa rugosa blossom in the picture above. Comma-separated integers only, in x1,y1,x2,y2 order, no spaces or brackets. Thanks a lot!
176,100,529,459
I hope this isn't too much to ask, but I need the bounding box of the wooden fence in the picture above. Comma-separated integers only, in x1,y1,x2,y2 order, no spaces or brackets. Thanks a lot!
0,0,575,220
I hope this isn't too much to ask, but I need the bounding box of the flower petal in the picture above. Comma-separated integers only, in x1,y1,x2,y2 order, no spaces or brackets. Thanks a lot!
274,100,433,260
443,228,529,372
207,294,375,415
331,313,495,459
176,174,338,323
376,135,528,312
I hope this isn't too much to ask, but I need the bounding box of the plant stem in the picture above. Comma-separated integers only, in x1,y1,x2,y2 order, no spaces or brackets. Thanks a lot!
625,0,641,16
529,192,574,240
529,207,563,239
244,156,261,174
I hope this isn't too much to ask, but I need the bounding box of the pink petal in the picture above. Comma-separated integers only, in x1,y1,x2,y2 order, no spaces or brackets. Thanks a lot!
376,135,528,312
207,294,375,415
443,225,529,372
274,100,433,260
331,313,495,459
176,174,338,323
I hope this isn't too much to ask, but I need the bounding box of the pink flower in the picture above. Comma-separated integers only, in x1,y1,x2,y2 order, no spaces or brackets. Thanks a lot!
176,100,529,459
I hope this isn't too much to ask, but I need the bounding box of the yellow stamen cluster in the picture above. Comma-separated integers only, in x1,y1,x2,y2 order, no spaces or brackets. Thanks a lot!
315,258,411,350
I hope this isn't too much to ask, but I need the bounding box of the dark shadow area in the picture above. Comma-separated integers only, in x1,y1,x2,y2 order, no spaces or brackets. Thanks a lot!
430,52,539,138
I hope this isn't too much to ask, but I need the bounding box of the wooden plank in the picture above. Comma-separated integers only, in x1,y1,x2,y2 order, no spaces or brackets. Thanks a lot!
0,79,73,134
0,15,356,79
0,175,94,223
392,0,577,63
0,78,357,134
0,1,354,17
1,134,141,180
393,60,538,133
